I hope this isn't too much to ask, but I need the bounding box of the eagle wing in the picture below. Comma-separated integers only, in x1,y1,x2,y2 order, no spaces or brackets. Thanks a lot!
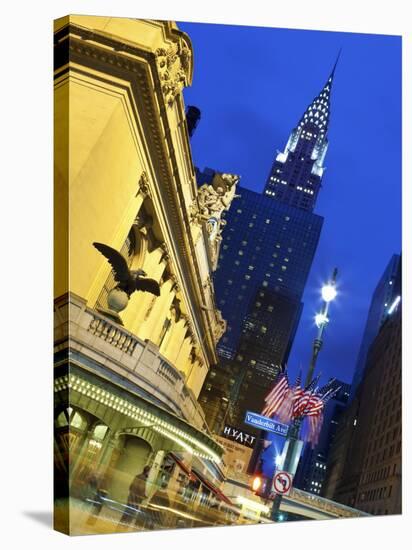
93,242,130,283
135,277,161,296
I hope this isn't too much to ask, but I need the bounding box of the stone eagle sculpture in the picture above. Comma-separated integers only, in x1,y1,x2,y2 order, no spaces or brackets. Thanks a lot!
93,242,160,297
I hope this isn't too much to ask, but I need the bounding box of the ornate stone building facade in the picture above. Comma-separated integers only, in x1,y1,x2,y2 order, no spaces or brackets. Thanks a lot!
54,16,238,534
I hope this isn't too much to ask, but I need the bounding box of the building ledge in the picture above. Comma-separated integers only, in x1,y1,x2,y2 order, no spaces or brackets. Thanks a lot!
54,293,210,432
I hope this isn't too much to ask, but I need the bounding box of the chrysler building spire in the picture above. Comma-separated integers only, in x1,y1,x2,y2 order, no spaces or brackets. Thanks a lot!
264,54,340,211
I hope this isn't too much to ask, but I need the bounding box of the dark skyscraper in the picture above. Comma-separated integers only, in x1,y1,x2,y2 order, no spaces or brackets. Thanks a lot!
350,254,401,401
213,187,323,361
323,299,402,515
323,256,402,514
199,62,337,433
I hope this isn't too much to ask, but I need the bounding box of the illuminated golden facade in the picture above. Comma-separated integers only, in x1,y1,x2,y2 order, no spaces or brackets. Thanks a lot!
53,16,239,534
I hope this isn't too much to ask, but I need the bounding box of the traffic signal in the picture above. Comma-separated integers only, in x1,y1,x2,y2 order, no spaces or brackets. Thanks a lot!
251,474,272,498
251,475,262,493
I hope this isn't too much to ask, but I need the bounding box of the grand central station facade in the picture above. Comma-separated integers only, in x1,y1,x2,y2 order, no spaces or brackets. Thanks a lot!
54,16,244,534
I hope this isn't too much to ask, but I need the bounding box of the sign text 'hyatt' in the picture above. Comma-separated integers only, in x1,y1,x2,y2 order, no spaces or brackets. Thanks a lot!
244,411,288,436
221,424,257,447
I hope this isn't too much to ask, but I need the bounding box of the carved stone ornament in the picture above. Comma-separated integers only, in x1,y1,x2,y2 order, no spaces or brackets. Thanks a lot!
159,242,170,264
155,40,192,107
169,274,180,293
202,276,212,290
213,309,227,343
197,172,240,227
197,172,240,268
137,171,151,198
189,200,202,225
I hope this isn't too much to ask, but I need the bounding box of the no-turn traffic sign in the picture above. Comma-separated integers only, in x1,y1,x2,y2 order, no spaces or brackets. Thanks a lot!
273,471,293,496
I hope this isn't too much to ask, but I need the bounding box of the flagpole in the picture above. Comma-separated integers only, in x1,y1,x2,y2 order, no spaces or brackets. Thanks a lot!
270,268,338,521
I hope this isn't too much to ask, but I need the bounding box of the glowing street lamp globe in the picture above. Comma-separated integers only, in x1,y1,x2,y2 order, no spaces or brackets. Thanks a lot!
321,284,337,303
315,312,329,328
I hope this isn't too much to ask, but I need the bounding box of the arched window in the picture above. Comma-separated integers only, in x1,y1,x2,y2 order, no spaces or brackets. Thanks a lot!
55,407,87,431
92,424,108,441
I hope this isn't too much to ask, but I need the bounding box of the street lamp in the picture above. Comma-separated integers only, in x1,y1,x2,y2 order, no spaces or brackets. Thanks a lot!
315,312,329,328
321,283,337,303
270,268,338,521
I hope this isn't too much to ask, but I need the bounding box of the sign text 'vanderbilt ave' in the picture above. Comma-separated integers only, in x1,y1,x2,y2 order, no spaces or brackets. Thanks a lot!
244,411,288,436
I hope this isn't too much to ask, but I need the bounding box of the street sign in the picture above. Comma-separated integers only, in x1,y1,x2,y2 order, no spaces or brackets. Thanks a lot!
272,470,293,496
244,411,288,436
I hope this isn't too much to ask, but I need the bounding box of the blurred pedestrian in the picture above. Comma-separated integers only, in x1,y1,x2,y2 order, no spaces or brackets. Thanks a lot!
118,465,150,528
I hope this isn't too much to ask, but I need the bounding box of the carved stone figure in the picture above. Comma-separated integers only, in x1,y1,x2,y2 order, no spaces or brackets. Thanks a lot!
197,172,240,231
155,39,192,107
196,172,240,268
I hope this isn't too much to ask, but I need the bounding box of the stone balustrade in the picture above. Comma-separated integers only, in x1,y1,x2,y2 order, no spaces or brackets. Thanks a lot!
54,293,208,430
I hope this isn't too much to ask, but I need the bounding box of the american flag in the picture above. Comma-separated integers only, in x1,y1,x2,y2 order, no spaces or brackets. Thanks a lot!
321,385,342,404
261,369,289,417
305,394,324,416
291,371,305,417
292,374,320,418
307,413,323,447
277,371,302,424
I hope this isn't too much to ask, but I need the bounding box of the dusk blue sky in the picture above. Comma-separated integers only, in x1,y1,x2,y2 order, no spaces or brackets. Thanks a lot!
179,21,402,386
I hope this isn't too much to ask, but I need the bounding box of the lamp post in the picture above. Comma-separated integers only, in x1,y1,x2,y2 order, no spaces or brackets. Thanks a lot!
270,268,338,521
